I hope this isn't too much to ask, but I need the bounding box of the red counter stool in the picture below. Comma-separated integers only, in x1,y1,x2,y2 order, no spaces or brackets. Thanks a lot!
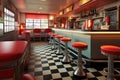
101,45,120,80
51,33,58,49
48,32,54,45
33,28,41,41
44,28,52,41
55,35,63,55
72,42,88,78
60,37,71,63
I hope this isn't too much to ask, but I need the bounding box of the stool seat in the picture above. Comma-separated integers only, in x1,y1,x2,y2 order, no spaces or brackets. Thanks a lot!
101,45,120,55
72,42,88,49
22,74,35,80
60,37,71,42
55,35,63,39
52,34,57,37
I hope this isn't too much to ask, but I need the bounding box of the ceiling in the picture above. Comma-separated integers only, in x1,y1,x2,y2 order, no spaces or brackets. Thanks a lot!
11,0,78,14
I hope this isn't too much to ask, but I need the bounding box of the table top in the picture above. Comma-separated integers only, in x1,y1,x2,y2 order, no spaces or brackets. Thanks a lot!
0,41,28,62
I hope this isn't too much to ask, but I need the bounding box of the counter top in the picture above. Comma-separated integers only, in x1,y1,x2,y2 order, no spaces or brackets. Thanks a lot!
52,28,120,34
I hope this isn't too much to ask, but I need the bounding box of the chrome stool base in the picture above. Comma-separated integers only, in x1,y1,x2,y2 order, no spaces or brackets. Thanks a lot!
73,68,86,78
62,55,70,63
56,49,63,55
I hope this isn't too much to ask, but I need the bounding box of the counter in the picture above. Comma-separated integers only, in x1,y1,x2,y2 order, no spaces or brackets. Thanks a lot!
53,28,120,61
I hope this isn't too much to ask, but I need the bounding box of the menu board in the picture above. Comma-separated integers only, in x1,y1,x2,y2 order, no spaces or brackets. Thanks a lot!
105,6,117,30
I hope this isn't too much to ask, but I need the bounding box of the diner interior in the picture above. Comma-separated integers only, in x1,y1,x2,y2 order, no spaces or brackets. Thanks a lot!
0,0,120,80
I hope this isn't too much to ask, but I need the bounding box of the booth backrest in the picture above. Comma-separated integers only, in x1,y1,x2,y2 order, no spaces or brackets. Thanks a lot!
33,28,52,33
44,28,52,33
33,29,41,33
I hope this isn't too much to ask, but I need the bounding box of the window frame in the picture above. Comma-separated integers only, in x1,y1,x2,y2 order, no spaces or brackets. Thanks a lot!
26,18,48,29
4,8,15,33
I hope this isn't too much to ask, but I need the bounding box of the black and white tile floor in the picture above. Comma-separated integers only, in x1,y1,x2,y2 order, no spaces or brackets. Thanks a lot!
27,42,119,80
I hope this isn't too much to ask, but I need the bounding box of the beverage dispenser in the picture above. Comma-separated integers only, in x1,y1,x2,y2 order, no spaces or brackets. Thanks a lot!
82,19,93,30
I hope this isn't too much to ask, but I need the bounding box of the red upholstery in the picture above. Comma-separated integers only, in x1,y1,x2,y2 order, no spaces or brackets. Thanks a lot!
34,33,41,36
33,29,41,33
101,45,120,55
22,74,35,80
72,42,88,50
25,32,30,40
52,34,57,37
60,37,71,42
18,30,31,41
0,41,28,62
44,28,52,33
0,41,35,80
0,68,14,79
55,35,63,39
33,29,41,37
48,32,54,36
42,29,52,38
0,72,35,80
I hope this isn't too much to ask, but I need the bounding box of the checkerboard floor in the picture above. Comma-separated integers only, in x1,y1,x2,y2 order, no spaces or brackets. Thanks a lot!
26,42,119,80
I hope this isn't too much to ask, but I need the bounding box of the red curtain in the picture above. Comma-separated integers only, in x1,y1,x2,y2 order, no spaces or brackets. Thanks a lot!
26,13,49,19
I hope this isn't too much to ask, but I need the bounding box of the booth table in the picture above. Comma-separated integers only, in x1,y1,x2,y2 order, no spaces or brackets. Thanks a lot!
0,41,29,80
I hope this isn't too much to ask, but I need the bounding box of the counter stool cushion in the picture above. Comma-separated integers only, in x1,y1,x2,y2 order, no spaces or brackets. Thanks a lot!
101,45,120,55
22,74,35,80
55,35,63,39
60,37,71,42
52,34,57,37
72,42,88,50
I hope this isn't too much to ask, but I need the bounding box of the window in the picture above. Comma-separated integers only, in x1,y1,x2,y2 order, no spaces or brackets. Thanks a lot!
0,23,3,35
4,8,15,32
26,14,48,29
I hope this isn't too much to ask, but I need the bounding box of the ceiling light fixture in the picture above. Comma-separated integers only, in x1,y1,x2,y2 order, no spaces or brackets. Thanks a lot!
41,0,46,1
39,7,42,10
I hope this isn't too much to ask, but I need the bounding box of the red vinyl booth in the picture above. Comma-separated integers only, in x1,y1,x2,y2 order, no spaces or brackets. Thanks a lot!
0,41,35,80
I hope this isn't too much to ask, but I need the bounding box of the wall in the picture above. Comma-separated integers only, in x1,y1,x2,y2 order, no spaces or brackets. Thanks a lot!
0,31,18,41
0,0,20,41
20,13,26,23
